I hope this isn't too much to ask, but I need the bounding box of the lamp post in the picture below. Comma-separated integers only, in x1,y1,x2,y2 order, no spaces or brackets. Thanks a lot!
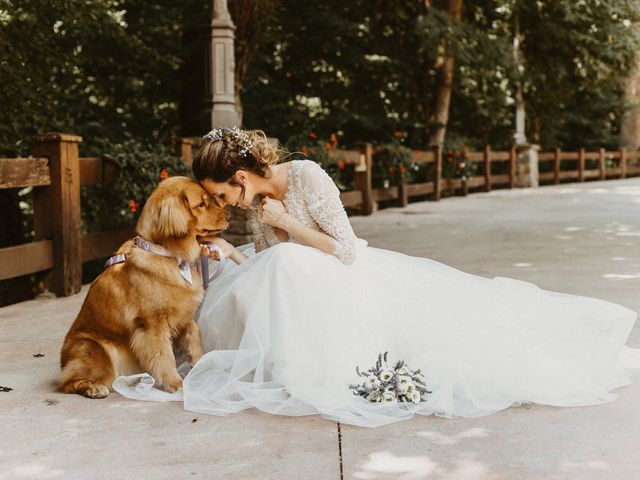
204,0,240,128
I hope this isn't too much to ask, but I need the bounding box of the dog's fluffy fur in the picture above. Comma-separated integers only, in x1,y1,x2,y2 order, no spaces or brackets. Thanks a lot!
60,176,228,398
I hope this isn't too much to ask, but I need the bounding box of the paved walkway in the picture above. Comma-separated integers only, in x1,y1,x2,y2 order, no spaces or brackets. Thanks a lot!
2,178,639,480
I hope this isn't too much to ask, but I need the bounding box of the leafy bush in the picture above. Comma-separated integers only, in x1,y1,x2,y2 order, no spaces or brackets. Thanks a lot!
370,142,415,188
81,140,192,232
285,131,355,191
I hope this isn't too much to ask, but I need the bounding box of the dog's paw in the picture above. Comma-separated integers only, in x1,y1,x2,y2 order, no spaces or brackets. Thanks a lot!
82,383,110,399
163,376,183,393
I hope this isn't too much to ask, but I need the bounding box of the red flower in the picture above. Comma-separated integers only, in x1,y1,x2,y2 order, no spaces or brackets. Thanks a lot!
160,168,169,180
301,147,309,155
393,131,405,139
330,133,337,144
337,160,346,170
399,165,407,174
326,142,333,151
308,131,317,140
128,199,138,213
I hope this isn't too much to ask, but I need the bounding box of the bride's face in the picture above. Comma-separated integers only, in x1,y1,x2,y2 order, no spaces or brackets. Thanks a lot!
200,170,257,209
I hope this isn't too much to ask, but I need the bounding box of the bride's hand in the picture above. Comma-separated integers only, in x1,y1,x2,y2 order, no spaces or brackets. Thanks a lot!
261,197,290,230
199,237,235,260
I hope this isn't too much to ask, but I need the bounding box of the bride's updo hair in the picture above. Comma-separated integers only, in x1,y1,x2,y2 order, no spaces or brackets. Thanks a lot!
192,128,282,192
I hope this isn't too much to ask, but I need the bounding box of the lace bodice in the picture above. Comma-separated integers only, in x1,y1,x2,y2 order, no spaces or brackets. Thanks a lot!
247,160,358,265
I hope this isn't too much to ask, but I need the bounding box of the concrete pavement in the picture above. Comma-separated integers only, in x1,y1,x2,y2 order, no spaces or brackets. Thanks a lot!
2,178,639,479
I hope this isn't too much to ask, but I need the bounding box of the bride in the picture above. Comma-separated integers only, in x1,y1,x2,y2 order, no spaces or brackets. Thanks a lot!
114,127,640,428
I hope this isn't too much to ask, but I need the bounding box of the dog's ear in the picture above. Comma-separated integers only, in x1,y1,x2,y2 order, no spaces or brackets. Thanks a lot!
137,191,192,241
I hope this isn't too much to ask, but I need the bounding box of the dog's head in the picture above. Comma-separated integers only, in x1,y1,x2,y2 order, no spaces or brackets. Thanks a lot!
136,176,229,257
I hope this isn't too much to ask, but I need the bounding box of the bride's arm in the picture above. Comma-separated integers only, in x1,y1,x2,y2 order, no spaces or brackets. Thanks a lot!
262,198,341,256
261,162,358,264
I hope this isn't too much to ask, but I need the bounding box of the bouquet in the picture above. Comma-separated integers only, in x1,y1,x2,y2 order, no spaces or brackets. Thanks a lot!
349,352,432,404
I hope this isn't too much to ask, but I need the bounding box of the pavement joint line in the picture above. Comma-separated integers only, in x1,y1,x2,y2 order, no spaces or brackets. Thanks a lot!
337,421,344,480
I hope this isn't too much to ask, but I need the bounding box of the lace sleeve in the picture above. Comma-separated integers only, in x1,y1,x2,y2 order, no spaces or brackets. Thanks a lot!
299,161,358,265
247,208,271,253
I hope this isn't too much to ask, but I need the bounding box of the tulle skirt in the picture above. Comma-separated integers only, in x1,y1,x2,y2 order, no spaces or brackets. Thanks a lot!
114,239,640,427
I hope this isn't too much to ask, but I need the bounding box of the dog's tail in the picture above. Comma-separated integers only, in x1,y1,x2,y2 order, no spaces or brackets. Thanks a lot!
60,336,115,399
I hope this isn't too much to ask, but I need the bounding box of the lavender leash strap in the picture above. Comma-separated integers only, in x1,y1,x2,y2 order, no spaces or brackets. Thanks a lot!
200,242,226,289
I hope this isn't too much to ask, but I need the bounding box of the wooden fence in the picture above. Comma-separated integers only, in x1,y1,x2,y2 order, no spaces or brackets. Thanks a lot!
2,132,639,298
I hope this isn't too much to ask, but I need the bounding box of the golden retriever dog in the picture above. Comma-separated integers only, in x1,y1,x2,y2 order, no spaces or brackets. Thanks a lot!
60,176,229,398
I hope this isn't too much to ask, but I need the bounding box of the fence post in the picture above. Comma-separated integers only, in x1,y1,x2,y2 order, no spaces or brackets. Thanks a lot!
30,133,83,296
397,178,409,208
483,144,491,192
354,143,373,215
598,148,606,180
578,148,585,182
553,147,561,184
508,145,516,188
176,137,194,166
620,148,627,179
433,144,442,201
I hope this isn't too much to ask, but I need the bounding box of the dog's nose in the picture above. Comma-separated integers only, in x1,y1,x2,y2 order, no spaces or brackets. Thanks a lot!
225,211,231,221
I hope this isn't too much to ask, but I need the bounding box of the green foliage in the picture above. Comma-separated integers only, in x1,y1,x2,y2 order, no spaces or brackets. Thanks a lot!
0,0,203,156
442,140,476,181
370,142,416,188
284,131,355,191
81,141,191,232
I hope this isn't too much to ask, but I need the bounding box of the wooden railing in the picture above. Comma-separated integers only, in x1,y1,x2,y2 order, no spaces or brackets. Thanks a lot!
2,132,639,298
0,133,134,296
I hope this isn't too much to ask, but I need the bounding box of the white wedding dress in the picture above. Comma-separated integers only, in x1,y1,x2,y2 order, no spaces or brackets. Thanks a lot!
114,159,640,427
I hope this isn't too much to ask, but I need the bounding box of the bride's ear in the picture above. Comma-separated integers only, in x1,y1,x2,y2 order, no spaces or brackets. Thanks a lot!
233,170,249,185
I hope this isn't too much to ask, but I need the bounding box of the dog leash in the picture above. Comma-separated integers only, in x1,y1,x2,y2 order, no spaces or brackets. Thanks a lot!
104,236,225,289
200,242,226,289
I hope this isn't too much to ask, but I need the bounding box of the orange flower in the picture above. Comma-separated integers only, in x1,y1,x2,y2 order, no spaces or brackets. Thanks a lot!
160,168,169,180
326,142,333,151
301,147,308,155
393,131,405,139
308,131,317,140
399,165,407,174
337,160,346,170
464,152,471,159
330,133,337,144
311,148,317,155
128,199,138,213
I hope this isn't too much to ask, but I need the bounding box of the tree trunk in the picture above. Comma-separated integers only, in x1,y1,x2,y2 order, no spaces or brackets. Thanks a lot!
428,0,463,146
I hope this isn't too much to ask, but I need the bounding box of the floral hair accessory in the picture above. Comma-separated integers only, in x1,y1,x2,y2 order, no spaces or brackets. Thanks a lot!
202,126,254,158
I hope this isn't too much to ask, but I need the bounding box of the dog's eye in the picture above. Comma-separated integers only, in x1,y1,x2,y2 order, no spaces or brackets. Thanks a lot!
199,200,206,208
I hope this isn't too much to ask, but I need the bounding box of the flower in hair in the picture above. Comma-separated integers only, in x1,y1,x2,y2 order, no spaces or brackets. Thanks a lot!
202,126,254,158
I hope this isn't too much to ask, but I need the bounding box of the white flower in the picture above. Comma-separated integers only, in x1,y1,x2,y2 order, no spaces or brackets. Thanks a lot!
410,391,421,404
396,366,409,375
382,392,397,404
379,369,395,382
397,375,412,385
385,385,396,394
365,375,377,386
398,382,412,394
372,379,383,389
406,383,415,394
367,393,381,403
